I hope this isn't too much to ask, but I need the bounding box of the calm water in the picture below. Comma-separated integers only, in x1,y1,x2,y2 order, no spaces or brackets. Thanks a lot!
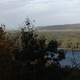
60,51,80,67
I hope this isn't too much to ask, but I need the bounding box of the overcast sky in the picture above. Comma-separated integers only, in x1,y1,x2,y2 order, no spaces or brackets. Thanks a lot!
0,0,80,29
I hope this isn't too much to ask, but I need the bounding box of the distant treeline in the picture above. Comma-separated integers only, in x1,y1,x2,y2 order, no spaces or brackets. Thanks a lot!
38,31,80,50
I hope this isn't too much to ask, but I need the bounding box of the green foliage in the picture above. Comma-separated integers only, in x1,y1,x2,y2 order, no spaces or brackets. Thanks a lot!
39,31,80,50
0,23,80,80
47,40,58,53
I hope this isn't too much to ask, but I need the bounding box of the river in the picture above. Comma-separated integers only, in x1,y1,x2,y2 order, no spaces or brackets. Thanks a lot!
60,51,80,67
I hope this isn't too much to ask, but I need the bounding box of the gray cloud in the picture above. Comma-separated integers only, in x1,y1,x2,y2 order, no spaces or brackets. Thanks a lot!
0,0,80,29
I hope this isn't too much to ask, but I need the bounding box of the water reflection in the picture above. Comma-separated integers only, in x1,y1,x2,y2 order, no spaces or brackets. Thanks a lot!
60,51,80,67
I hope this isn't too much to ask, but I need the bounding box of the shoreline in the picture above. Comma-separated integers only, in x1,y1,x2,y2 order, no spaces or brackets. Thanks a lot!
58,48,80,51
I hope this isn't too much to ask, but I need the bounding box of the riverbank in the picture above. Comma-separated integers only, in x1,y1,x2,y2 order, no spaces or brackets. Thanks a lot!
58,48,80,52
